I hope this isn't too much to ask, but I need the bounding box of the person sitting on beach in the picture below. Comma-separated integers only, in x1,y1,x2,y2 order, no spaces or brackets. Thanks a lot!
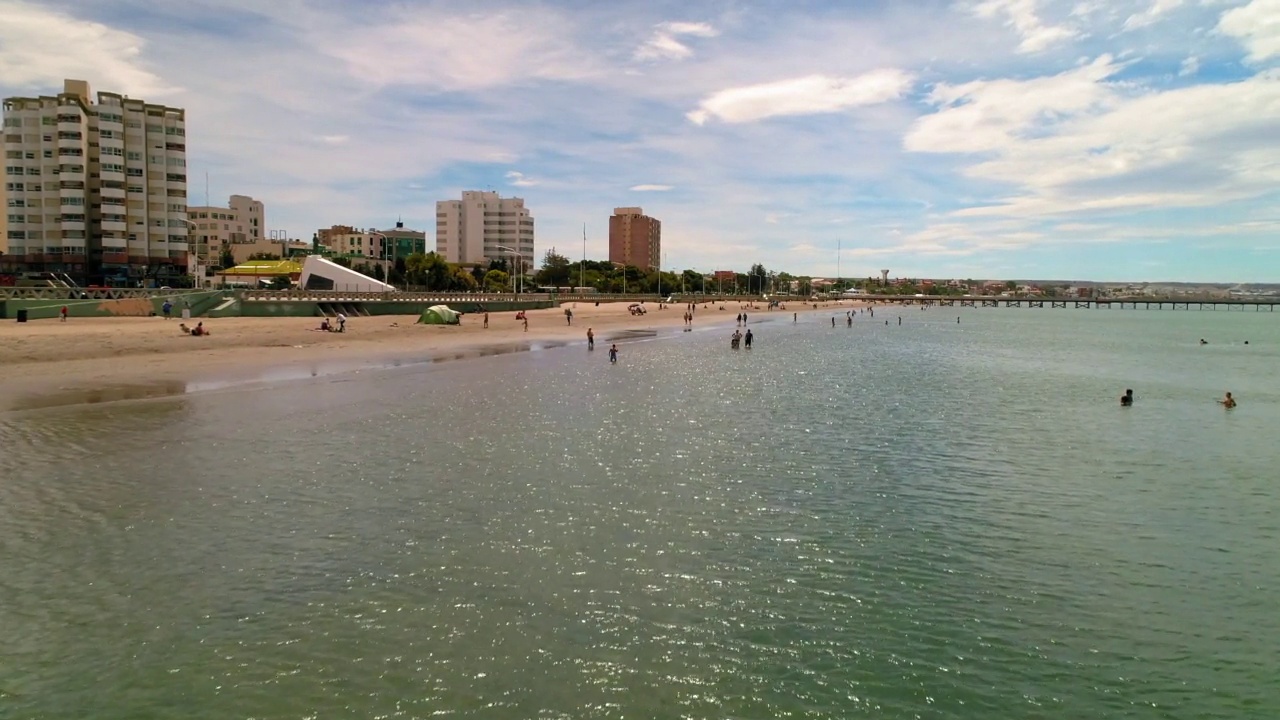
319,318,331,332
1219,392,1236,409
1120,389,1134,406
190,322,208,337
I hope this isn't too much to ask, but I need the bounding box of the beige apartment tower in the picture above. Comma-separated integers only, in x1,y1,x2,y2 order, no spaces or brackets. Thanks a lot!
3,79,187,285
188,194,267,265
435,191,535,273
608,207,660,270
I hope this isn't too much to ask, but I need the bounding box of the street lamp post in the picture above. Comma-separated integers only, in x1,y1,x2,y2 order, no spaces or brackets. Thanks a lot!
495,245,520,294
368,231,390,291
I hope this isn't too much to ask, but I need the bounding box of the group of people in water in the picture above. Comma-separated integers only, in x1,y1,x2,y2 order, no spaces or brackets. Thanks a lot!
1121,388,1237,409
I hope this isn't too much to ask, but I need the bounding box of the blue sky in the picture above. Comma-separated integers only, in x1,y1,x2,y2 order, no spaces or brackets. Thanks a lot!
2,0,1277,281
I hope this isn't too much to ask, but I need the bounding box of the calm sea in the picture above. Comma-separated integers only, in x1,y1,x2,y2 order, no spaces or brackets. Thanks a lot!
2,307,1277,719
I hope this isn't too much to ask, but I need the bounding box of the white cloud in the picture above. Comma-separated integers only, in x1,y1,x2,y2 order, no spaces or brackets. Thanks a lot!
1178,55,1200,75
906,56,1280,229
320,135,349,145
635,21,719,61
905,55,1124,155
318,9,597,90
1123,0,1184,30
630,184,673,191
1218,0,1280,62
0,0,175,96
687,69,914,125
969,0,1079,53
506,171,539,187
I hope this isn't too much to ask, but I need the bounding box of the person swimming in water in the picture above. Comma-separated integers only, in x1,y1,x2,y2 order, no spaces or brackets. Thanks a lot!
1120,389,1134,406
1219,391,1236,409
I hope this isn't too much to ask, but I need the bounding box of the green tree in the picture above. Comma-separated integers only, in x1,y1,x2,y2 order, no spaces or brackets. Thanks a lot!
247,252,280,261
748,263,768,294
451,266,479,291
218,249,235,269
483,269,510,292
330,255,352,269
535,249,572,287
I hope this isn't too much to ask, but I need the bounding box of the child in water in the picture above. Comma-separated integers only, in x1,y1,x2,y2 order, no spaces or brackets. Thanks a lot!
608,344,618,364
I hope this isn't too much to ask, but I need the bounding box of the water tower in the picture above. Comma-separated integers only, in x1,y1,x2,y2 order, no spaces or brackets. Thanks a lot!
880,269,889,286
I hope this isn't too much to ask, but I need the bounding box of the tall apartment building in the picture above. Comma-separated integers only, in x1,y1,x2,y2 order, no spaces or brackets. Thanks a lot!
608,207,661,270
188,194,265,265
435,191,534,273
3,79,187,285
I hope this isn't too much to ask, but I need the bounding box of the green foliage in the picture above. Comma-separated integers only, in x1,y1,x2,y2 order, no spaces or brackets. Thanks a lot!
217,249,235,270
483,269,510,292
247,252,280,261
536,249,572,287
451,266,478,291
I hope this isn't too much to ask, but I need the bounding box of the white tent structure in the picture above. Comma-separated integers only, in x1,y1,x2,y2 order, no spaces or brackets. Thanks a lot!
298,256,395,292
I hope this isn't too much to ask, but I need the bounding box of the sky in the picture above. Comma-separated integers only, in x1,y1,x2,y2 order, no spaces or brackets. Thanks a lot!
1,0,1278,282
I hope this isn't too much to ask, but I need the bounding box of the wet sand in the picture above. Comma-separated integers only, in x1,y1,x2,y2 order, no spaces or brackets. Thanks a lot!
0,300,857,410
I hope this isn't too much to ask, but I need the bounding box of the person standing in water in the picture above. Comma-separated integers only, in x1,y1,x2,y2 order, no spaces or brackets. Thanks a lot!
744,329,753,348
1219,392,1236,408
793,312,797,323
1120,389,1134,406
608,344,618,364
587,327,594,350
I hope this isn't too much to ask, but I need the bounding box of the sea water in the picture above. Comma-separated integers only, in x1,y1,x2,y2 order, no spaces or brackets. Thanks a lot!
1,307,1277,718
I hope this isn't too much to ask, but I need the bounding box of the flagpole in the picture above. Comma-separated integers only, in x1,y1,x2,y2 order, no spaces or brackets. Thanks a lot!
581,223,586,291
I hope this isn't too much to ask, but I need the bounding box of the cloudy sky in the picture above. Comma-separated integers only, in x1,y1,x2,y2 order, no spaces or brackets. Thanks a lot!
2,0,1278,281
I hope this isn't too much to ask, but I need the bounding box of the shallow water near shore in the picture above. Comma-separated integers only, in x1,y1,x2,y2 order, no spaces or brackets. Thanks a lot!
2,308,1278,718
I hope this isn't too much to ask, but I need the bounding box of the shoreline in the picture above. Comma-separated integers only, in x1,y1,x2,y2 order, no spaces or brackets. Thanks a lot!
0,300,861,412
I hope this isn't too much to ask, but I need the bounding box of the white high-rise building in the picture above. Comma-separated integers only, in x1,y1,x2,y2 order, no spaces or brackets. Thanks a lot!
435,191,534,274
2,79,187,285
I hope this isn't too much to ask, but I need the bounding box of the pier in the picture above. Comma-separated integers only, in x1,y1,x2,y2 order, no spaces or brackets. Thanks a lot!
856,294,1278,311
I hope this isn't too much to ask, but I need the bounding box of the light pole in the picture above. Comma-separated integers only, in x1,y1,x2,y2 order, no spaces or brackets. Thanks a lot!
495,245,520,294
368,231,389,288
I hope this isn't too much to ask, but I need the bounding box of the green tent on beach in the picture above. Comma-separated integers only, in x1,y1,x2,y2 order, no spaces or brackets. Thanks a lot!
417,305,462,325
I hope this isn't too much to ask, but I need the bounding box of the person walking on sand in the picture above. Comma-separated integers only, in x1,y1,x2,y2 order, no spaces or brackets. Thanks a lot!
1219,392,1236,409
587,327,595,350
523,316,529,332
608,344,618,364
60,305,68,322
162,299,172,320
565,307,573,326
483,312,489,328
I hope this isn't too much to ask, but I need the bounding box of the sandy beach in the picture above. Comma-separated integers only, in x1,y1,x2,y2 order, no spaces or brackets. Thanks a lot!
0,299,858,409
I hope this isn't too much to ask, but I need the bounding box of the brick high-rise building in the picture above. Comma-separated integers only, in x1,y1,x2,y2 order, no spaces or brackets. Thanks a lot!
608,207,660,270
